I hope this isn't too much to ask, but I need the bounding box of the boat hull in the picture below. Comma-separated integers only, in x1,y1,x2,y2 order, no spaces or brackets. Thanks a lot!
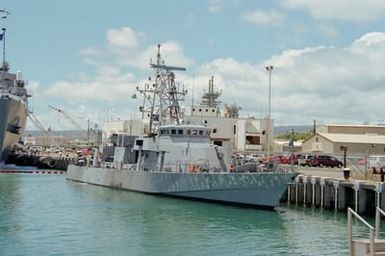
0,98,27,161
66,164,297,209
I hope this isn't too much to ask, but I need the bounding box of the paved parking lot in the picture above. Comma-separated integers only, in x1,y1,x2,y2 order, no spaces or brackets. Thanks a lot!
296,166,345,179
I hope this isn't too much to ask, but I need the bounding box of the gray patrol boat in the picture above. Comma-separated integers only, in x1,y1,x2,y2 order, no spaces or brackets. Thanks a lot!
67,45,297,210
0,18,29,163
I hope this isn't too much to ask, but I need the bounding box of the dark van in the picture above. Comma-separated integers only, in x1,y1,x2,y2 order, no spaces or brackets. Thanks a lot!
310,155,343,168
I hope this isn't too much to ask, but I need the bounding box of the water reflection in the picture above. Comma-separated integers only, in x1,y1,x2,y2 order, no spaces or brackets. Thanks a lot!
0,173,355,256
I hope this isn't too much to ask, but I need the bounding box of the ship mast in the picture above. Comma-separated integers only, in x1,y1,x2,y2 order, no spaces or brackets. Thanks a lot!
201,76,221,107
137,44,187,135
0,9,10,71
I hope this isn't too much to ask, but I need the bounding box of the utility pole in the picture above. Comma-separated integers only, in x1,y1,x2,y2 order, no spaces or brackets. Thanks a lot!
265,65,273,163
290,129,295,172
313,120,316,134
87,119,90,146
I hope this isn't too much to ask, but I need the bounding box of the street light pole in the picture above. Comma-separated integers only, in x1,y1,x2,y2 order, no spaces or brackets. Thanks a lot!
290,129,295,172
265,65,273,163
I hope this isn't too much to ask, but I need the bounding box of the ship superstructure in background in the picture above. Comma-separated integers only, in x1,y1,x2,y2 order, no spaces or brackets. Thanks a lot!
0,13,29,162
67,45,297,210
184,76,269,151
103,70,271,152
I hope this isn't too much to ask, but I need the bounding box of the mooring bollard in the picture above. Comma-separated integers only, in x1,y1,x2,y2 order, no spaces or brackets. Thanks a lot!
343,167,351,179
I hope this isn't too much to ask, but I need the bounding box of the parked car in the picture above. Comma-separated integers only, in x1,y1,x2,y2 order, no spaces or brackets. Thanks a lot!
298,154,314,166
309,155,343,168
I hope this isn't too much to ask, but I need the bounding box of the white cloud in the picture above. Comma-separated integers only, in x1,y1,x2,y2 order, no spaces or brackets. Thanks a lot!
351,32,385,50
44,70,137,102
186,32,385,125
142,41,193,69
81,27,193,70
106,27,146,49
32,27,194,130
36,28,385,128
242,9,284,25
208,0,222,13
281,0,385,23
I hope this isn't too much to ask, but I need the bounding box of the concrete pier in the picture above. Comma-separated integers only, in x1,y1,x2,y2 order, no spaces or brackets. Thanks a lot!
284,171,384,215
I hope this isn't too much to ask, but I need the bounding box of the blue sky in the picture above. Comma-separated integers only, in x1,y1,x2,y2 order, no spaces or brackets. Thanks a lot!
3,0,385,130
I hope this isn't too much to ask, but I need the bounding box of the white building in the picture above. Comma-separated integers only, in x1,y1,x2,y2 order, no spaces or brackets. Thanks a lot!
184,105,270,151
102,119,146,141
302,124,385,154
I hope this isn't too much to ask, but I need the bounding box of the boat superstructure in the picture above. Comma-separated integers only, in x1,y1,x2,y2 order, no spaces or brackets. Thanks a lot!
0,14,28,162
66,45,297,210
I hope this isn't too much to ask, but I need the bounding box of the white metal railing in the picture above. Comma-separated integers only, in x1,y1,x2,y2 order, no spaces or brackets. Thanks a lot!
348,207,375,256
375,207,385,239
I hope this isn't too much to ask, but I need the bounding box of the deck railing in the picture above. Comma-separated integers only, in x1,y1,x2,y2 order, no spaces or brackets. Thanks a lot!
348,207,375,256
375,206,385,239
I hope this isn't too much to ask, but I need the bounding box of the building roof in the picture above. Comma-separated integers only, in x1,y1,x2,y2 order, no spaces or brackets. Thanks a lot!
321,124,385,128
319,132,385,144
245,122,260,134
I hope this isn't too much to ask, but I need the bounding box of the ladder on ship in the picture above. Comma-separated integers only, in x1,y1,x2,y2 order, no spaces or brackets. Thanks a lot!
348,207,385,255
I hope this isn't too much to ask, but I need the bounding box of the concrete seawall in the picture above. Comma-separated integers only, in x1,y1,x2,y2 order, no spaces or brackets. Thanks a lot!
283,167,384,215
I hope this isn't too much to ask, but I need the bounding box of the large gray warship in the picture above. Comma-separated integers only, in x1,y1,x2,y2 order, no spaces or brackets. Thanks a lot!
67,45,297,210
0,17,29,163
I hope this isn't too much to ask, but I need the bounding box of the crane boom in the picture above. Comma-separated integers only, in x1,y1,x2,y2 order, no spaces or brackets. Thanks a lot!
49,105,84,131
27,111,49,136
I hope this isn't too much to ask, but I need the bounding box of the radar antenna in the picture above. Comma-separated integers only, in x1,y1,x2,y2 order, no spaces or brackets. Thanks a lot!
137,44,187,135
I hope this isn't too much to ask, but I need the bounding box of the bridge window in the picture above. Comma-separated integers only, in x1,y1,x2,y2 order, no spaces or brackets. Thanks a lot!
192,130,198,135
171,129,176,135
178,129,184,135
199,130,203,135
187,130,191,135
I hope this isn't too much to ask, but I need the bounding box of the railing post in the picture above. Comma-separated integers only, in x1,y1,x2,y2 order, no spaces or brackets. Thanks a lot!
348,207,377,256
370,230,375,256
287,185,291,205
376,207,380,239
303,177,307,206
354,182,361,213
348,208,353,256
376,183,382,208
334,180,339,211
311,177,316,207
295,176,300,205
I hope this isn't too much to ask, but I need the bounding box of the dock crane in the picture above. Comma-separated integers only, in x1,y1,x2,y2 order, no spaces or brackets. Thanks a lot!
48,105,100,146
48,105,85,131
27,111,50,136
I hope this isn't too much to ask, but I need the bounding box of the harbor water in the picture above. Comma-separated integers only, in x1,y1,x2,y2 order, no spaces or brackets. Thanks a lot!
0,166,372,256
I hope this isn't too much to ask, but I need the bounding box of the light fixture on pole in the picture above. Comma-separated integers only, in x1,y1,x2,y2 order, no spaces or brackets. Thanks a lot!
265,65,273,163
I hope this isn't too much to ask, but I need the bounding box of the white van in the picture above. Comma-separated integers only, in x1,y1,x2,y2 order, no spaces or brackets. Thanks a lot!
369,155,385,169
